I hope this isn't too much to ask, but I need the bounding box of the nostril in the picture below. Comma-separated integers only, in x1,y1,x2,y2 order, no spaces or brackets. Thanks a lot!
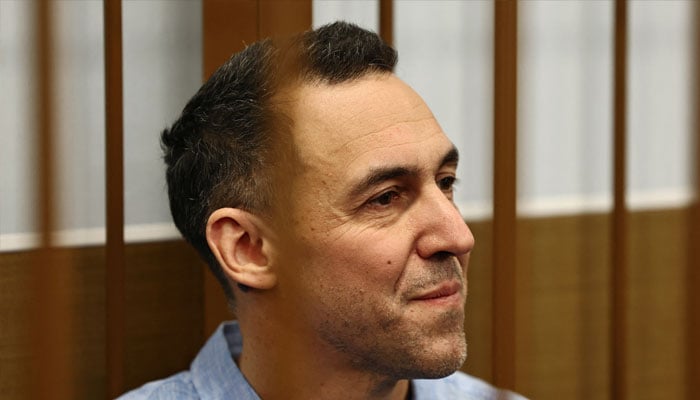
431,251,453,262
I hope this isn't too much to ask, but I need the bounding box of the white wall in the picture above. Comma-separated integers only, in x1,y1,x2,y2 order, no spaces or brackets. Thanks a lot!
313,0,378,30
628,0,695,207
53,0,106,238
1,0,38,241
519,0,695,215
1,0,201,249
122,0,202,227
1,0,695,250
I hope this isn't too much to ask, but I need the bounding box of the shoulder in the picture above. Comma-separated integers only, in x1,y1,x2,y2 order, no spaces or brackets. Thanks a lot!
116,372,200,400
412,371,528,400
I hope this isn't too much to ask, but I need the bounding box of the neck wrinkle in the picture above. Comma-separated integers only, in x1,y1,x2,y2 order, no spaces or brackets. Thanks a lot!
236,312,411,400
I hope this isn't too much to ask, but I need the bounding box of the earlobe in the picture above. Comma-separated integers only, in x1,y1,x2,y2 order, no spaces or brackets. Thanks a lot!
206,208,277,291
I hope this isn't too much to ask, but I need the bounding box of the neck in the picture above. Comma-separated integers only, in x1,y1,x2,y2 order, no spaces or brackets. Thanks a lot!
236,315,410,400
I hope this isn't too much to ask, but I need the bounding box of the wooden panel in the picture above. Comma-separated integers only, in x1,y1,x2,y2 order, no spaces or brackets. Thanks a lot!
103,0,126,397
123,242,204,392
516,209,688,400
460,220,494,383
627,209,688,400
520,214,612,400
492,0,519,391
9,248,105,399
1,206,692,399
2,252,33,400
0,241,203,399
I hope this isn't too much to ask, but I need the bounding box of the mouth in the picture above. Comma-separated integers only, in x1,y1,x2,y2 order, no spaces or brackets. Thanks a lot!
410,281,463,305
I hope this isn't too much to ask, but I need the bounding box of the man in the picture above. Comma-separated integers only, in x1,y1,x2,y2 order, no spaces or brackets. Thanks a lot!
120,22,525,400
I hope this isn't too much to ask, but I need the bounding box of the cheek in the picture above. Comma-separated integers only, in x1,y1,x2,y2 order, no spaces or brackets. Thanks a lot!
313,230,412,288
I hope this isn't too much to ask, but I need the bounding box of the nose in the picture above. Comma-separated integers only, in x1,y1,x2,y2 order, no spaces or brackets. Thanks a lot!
413,187,475,260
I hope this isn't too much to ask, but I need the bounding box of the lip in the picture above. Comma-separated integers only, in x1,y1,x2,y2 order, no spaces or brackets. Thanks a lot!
410,281,463,305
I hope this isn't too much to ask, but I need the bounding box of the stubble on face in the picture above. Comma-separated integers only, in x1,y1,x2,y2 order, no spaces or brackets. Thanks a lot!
280,74,474,387
315,255,468,381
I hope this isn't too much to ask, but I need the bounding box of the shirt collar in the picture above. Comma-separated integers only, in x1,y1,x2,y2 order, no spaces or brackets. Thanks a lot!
190,321,260,400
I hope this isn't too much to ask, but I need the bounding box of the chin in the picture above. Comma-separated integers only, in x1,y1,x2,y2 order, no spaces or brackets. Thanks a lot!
393,331,467,380
418,336,467,378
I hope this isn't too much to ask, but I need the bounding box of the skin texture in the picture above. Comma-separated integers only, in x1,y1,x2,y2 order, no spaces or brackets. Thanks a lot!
207,73,475,400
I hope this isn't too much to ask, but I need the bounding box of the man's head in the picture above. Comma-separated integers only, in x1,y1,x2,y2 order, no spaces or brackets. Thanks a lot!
162,22,397,301
163,21,474,380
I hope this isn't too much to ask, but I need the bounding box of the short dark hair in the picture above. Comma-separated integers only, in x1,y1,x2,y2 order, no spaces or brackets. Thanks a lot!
161,22,398,303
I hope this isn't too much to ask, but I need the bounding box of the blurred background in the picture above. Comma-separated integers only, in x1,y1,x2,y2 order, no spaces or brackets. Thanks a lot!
0,0,698,399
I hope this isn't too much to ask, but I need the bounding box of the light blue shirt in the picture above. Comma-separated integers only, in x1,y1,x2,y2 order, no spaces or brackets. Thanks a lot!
119,321,526,400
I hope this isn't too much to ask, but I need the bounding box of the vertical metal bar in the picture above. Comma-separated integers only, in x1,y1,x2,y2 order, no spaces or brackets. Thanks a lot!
258,0,312,39
492,0,518,391
687,2,700,398
202,0,257,79
201,0,311,336
612,1,629,399
34,0,55,388
201,0,258,336
104,0,125,397
36,0,54,249
379,0,394,47
32,0,74,398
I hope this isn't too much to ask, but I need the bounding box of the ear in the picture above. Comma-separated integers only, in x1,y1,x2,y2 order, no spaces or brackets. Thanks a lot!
206,208,277,291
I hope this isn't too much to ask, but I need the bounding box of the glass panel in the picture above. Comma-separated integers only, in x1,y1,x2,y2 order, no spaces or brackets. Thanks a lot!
395,0,494,220
519,1,614,216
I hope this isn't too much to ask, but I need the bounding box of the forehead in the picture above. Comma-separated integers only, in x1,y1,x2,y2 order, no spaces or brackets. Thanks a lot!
289,74,452,171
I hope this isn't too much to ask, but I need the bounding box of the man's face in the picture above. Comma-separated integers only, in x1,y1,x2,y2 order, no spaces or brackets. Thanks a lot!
276,74,474,380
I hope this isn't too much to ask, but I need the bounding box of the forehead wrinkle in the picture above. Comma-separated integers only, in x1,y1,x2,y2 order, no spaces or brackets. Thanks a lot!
328,116,441,157
339,95,426,126
340,133,450,172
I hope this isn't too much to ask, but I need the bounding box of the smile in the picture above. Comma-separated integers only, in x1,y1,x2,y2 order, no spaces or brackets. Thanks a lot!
410,281,463,306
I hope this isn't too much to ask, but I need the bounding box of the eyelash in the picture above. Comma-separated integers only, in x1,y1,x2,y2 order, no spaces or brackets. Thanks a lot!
367,188,402,208
364,176,457,209
438,176,456,191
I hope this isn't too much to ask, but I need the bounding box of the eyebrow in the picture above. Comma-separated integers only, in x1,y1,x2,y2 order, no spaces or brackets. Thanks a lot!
441,146,460,167
347,146,460,199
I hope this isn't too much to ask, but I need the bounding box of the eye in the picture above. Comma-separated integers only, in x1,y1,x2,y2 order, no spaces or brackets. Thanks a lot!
367,189,401,208
437,176,457,192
